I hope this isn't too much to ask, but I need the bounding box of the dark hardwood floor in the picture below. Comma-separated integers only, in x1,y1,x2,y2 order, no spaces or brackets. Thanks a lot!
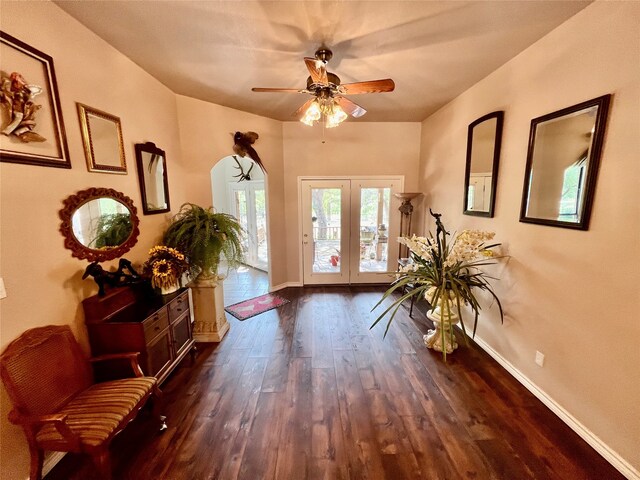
47,284,622,480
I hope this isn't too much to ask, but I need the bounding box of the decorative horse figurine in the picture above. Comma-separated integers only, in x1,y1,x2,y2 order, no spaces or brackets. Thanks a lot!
82,258,143,296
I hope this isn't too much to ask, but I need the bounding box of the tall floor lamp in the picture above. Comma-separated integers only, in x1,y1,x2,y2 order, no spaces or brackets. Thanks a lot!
394,192,423,260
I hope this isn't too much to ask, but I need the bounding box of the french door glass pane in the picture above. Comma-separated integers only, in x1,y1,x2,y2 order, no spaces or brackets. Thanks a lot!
234,190,249,255
311,188,341,273
359,187,390,272
255,189,268,267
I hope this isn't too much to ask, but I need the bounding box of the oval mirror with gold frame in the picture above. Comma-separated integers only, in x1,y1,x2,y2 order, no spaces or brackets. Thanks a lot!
59,187,140,262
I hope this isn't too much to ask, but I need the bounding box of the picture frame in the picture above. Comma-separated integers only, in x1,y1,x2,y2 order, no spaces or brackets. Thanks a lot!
77,103,127,174
0,31,70,168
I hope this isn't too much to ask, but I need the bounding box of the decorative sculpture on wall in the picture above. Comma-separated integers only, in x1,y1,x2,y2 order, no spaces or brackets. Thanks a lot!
232,155,254,181
82,258,144,296
233,131,267,173
0,71,45,143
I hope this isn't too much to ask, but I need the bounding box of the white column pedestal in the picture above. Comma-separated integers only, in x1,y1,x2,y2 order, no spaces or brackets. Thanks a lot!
189,275,229,342
424,307,459,354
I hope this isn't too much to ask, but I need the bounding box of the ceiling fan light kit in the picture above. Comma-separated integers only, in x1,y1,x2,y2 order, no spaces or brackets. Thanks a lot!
252,48,395,128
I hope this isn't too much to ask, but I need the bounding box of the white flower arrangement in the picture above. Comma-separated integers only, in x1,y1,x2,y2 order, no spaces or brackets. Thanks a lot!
372,210,505,359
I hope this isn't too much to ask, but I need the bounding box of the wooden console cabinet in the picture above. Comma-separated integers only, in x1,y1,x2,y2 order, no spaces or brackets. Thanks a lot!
82,286,196,384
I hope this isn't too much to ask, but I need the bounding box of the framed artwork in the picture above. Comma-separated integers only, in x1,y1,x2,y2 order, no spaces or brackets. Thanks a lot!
0,31,70,168
77,103,126,174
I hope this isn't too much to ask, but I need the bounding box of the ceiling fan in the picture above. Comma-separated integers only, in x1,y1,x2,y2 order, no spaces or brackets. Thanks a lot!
252,48,395,127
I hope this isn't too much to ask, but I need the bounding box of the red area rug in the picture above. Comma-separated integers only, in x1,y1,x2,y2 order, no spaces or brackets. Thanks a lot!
224,293,290,321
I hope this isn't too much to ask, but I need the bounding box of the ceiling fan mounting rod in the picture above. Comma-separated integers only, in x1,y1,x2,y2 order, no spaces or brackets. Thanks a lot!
315,48,333,63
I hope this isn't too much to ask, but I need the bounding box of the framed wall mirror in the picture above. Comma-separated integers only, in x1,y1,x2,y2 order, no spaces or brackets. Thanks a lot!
135,142,170,215
59,187,140,262
520,95,610,230
77,103,126,174
463,111,504,217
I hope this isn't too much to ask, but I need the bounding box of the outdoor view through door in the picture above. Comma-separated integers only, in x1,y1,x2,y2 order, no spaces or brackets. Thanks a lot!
230,182,268,271
211,155,269,274
301,178,401,285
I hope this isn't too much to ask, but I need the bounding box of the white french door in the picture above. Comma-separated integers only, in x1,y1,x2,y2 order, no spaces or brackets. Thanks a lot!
229,181,269,271
301,178,401,285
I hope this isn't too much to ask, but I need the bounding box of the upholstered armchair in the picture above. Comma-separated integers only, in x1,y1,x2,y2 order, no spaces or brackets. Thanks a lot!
0,325,164,480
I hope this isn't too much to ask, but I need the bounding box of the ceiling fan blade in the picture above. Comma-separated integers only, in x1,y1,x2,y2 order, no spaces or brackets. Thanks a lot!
304,57,328,84
252,87,307,93
292,98,316,119
336,96,367,118
339,79,395,95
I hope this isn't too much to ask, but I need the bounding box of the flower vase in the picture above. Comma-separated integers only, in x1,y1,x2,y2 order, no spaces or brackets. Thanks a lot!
160,283,180,295
424,299,459,354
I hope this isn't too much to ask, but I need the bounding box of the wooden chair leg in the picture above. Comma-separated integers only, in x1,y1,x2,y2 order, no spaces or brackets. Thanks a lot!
28,445,44,480
152,385,168,432
91,449,112,480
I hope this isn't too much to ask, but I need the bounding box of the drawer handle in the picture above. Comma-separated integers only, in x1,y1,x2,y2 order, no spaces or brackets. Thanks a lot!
177,299,183,304
155,325,161,331
176,308,182,312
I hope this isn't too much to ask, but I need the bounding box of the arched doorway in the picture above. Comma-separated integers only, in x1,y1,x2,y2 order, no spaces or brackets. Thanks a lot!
211,155,270,303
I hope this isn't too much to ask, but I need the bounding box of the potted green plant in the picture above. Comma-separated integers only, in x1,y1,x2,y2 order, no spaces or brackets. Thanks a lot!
371,210,504,360
162,203,244,279
162,203,244,342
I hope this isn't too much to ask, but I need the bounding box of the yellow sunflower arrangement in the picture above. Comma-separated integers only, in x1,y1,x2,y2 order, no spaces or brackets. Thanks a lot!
144,246,189,291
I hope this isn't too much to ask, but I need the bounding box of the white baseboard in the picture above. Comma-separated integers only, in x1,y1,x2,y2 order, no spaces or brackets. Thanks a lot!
270,281,303,292
473,336,639,480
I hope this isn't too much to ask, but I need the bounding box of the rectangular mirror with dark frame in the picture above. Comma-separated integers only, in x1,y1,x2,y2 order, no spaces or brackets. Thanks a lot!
463,111,504,217
135,142,170,215
519,95,610,230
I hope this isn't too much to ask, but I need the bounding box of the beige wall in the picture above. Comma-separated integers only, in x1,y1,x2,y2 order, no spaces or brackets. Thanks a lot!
175,95,286,287
0,3,191,478
417,2,639,473
282,122,422,283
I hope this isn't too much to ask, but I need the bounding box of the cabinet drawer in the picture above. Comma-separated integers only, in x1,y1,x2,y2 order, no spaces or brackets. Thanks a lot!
143,309,169,342
168,291,190,323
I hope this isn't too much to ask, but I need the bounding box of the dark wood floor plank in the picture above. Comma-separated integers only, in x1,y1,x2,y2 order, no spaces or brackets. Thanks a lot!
333,349,386,480
399,350,499,479
292,289,315,358
248,312,280,357
212,357,269,480
274,357,313,479
312,306,334,368
261,353,290,393
310,367,349,480
270,295,298,356
237,392,284,480
46,283,625,480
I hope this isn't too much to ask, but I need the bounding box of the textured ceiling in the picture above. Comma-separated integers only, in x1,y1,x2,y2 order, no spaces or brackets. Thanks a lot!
55,1,590,122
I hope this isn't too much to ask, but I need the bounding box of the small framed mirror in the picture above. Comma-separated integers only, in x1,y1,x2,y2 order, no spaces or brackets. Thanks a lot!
520,95,610,230
463,111,504,217
77,103,126,174
135,142,170,215
59,188,140,262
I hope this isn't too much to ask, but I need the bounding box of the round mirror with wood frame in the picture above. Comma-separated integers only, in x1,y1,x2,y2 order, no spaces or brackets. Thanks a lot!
59,187,140,262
